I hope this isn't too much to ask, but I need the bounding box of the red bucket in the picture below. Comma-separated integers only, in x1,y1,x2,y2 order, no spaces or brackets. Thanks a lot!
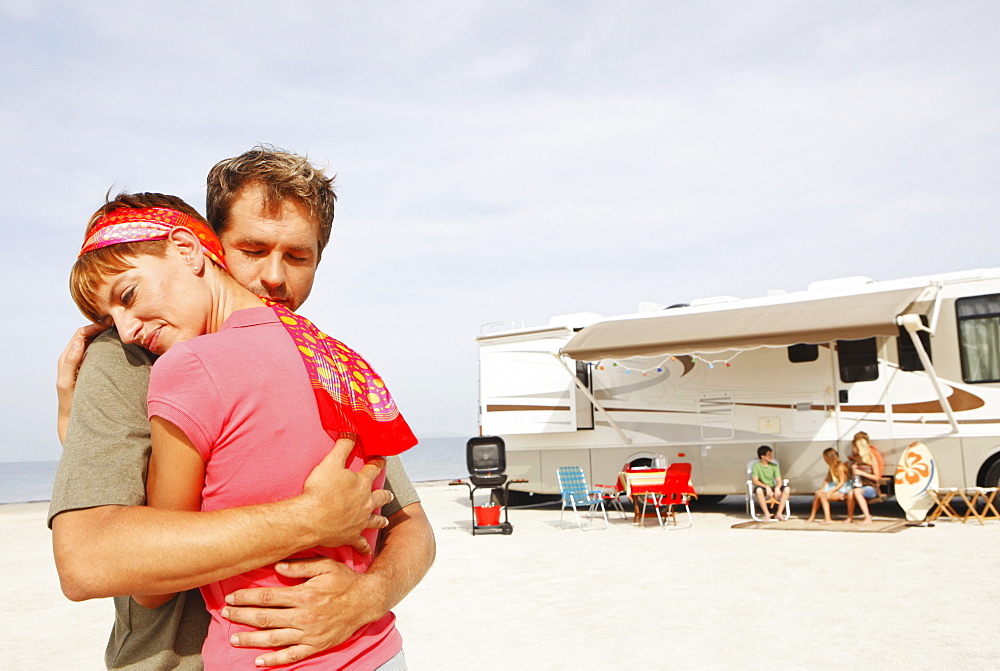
474,504,502,526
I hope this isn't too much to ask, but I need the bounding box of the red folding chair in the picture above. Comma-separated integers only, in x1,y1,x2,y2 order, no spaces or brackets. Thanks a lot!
655,463,698,528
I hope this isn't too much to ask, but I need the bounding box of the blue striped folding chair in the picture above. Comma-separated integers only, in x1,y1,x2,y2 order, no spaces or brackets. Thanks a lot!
557,466,609,530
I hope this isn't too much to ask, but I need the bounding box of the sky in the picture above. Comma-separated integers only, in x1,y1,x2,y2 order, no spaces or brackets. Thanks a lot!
1,1,998,462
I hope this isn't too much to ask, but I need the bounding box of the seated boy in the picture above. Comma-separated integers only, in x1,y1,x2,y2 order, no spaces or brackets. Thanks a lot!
752,445,790,521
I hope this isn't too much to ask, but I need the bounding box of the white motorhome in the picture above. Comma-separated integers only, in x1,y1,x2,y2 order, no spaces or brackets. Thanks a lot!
476,268,1000,500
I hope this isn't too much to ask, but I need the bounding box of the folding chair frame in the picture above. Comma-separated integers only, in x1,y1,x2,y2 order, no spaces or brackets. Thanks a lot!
745,459,791,522
978,488,1000,521
557,467,609,530
657,495,694,529
958,487,1000,524
927,488,961,522
595,480,628,520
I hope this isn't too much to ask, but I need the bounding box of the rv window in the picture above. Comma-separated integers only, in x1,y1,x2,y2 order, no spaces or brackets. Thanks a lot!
957,293,1000,383
837,337,879,383
574,361,595,430
788,343,819,363
896,315,931,371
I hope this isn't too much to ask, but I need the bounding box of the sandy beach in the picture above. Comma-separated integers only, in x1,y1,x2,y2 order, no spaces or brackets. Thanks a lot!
2,484,998,670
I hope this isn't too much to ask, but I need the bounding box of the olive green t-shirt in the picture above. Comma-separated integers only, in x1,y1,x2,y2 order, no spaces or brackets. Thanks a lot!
49,330,420,670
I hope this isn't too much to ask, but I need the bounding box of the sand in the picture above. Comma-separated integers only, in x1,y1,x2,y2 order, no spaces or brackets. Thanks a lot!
2,486,998,670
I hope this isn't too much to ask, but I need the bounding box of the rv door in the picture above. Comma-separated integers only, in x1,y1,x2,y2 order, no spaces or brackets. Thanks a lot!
479,328,592,435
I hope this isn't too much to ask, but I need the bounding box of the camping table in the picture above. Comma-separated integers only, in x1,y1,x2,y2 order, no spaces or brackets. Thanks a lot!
621,469,667,527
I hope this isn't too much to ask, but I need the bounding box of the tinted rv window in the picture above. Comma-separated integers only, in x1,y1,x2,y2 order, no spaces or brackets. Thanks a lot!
574,361,594,430
957,293,1000,383
788,343,819,363
896,315,931,371
837,337,879,383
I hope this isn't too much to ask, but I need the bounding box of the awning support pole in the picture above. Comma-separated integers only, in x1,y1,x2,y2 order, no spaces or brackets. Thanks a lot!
927,282,944,334
830,341,844,446
898,314,959,433
552,354,632,445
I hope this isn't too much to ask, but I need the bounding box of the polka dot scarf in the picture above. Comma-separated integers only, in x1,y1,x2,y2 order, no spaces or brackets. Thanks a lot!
266,300,417,458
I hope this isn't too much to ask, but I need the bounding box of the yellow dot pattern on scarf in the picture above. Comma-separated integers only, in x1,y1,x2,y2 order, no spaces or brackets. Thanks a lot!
270,303,399,421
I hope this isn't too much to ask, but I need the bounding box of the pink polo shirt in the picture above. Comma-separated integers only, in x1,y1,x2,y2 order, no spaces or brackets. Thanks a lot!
148,307,400,670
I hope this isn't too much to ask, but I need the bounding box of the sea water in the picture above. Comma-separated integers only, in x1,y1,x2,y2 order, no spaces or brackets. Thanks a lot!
399,435,467,483
0,435,468,504
0,460,60,504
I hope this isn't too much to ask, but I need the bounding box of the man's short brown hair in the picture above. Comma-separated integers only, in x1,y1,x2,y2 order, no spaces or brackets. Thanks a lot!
206,145,336,259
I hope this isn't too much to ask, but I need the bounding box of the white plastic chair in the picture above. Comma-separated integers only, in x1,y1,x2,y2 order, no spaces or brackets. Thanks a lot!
745,458,790,521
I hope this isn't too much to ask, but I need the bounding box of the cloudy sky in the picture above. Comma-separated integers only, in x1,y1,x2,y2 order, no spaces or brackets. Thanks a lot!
1,1,998,462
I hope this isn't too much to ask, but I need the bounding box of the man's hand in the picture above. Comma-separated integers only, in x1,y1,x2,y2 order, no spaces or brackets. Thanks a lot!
223,501,435,667
223,558,378,668
56,323,106,443
295,437,392,554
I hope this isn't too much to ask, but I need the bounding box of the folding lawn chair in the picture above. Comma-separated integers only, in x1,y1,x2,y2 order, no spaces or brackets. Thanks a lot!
745,458,790,521
656,462,698,528
557,466,609,530
595,472,628,519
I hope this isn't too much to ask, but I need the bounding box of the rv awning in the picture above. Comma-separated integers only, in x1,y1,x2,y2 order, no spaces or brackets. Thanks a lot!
562,285,930,361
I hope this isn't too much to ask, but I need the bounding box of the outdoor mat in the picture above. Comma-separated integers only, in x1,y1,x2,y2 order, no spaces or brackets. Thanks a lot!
731,518,911,533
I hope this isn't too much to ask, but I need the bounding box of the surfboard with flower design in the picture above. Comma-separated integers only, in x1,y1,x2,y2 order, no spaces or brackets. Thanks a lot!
894,441,939,521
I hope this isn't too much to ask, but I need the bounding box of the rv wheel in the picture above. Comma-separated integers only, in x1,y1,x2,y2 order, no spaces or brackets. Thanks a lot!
983,460,1000,490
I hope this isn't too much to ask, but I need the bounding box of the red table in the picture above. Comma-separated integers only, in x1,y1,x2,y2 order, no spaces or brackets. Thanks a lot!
620,469,667,526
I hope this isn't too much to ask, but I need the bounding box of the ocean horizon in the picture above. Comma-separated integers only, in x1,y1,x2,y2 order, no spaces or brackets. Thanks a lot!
0,435,469,505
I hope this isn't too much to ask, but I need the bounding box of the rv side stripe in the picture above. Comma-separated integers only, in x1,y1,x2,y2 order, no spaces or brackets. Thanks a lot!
486,405,572,412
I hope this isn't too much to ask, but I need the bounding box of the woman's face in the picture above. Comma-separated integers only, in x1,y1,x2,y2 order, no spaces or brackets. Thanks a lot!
94,248,210,355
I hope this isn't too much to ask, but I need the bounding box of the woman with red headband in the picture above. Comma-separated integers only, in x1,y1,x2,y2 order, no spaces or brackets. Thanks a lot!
70,192,416,670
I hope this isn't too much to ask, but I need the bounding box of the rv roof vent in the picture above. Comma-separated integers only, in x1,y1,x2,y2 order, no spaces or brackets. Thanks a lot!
766,289,788,297
548,312,603,329
689,295,740,307
807,276,874,291
637,301,666,313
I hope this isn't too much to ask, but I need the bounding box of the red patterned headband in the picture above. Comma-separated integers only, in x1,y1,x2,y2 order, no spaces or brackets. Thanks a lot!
79,207,228,271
